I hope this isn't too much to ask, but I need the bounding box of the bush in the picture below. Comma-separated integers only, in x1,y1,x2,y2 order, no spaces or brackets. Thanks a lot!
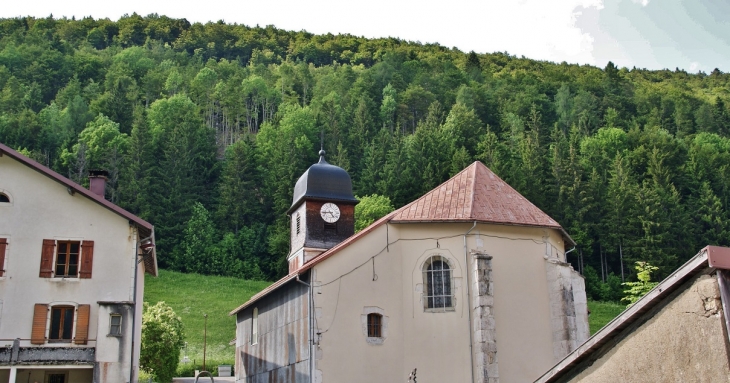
582,265,624,302
141,302,185,383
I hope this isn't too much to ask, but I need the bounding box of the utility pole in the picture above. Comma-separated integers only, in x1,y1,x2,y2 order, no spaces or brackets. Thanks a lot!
203,314,208,372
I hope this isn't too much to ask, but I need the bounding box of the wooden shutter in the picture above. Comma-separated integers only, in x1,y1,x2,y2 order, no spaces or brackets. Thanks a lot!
74,304,90,345
79,241,94,279
39,239,55,278
0,238,7,277
31,304,48,344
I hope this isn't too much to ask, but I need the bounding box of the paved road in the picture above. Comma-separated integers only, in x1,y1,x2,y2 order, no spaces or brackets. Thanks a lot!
172,377,235,383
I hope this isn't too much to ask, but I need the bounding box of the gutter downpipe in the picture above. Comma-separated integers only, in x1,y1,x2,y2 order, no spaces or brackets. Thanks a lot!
464,221,477,383
130,230,139,383
564,246,576,260
296,274,314,383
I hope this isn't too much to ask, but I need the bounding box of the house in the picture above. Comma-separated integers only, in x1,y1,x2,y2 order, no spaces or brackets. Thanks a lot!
230,152,589,383
0,143,158,383
535,245,730,383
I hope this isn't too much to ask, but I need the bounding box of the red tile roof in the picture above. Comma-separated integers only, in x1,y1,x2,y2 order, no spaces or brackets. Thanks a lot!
0,142,158,276
391,161,561,228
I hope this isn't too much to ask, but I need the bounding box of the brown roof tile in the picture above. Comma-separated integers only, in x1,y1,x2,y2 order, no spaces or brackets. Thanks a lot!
391,161,561,228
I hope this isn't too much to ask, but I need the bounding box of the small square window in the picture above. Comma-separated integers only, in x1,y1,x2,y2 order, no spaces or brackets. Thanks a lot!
109,314,122,336
367,313,382,338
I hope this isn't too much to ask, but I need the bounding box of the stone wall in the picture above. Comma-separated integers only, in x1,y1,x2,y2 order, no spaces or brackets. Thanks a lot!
545,259,589,361
471,250,499,383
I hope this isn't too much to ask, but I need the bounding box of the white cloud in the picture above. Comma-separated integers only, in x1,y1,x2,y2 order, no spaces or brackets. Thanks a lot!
1,0,605,66
632,0,650,6
689,62,700,72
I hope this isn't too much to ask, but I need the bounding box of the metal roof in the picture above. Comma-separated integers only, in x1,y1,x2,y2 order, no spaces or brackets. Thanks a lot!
0,142,158,276
392,161,563,228
287,150,358,214
231,161,574,315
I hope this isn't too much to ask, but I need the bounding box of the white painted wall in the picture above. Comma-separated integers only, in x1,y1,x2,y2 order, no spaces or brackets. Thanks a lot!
0,155,141,382
310,221,580,383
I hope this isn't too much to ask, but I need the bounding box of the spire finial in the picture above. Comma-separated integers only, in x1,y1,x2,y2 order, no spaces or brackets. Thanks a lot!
318,149,326,163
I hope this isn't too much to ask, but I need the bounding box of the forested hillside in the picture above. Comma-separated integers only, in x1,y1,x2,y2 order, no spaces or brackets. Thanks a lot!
1,14,729,299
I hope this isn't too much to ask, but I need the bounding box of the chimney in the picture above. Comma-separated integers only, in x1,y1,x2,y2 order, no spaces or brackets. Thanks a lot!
88,170,109,198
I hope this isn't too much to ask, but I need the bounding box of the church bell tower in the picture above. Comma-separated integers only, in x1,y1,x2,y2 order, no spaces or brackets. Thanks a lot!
286,150,358,272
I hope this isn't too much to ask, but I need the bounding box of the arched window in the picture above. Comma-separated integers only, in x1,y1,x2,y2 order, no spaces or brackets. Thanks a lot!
367,313,382,337
424,256,453,310
0,193,9,203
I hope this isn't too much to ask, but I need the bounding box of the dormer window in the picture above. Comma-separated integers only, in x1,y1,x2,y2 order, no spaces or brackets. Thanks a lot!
0,193,9,203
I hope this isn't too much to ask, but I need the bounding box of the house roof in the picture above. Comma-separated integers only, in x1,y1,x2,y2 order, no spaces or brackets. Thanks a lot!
534,245,730,383
0,142,158,276
391,161,562,228
231,161,572,315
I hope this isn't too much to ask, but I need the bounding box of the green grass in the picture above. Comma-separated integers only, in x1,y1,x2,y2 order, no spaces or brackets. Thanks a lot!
587,300,626,335
144,270,270,374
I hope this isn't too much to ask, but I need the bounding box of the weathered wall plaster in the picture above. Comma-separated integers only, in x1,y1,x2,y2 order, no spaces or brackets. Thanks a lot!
568,274,730,382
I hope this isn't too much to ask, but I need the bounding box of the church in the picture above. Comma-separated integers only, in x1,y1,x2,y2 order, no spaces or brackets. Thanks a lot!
230,151,589,383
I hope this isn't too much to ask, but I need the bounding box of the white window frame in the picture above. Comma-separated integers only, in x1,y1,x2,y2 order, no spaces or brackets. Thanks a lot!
423,255,455,312
109,313,123,336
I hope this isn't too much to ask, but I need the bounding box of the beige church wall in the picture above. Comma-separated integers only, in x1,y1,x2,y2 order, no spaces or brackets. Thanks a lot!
567,274,730,383
469,223,568,383
311,220,573,383
311,222,412,382
0,156,138,359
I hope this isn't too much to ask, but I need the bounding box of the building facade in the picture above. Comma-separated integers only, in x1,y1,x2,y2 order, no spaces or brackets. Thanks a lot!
231,154,589,383
0,143,157,383
536,245,730,383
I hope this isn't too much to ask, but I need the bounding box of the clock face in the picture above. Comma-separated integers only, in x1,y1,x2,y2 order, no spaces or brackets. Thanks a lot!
320,203,341,223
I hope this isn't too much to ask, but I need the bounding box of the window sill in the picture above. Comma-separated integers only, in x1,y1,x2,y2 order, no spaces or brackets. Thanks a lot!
365,337,384,345
47,277,80,282
107,334,123,338
424,307,456,313
48,339,72,343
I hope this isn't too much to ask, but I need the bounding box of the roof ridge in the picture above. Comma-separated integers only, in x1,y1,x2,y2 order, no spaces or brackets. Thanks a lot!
468,161,478,220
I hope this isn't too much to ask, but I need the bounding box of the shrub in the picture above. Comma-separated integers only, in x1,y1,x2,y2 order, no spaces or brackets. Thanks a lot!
141,302,185,383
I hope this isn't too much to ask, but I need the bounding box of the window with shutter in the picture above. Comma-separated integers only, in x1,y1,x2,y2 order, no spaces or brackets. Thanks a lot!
49,306,74,342
75,304,90,345
39,240,94,278
31,304,48,344
0,238,7,277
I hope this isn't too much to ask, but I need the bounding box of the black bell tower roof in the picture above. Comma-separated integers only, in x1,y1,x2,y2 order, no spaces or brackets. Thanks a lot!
287,150,358,214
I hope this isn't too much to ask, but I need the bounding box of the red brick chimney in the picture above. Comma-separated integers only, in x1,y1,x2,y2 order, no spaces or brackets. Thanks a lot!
88,170,109,198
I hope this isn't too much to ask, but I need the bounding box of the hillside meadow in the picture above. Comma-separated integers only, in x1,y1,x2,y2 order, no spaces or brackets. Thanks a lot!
143,269,270,375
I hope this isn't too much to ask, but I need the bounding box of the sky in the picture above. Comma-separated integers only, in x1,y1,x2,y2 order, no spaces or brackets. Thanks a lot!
3,0,729,73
